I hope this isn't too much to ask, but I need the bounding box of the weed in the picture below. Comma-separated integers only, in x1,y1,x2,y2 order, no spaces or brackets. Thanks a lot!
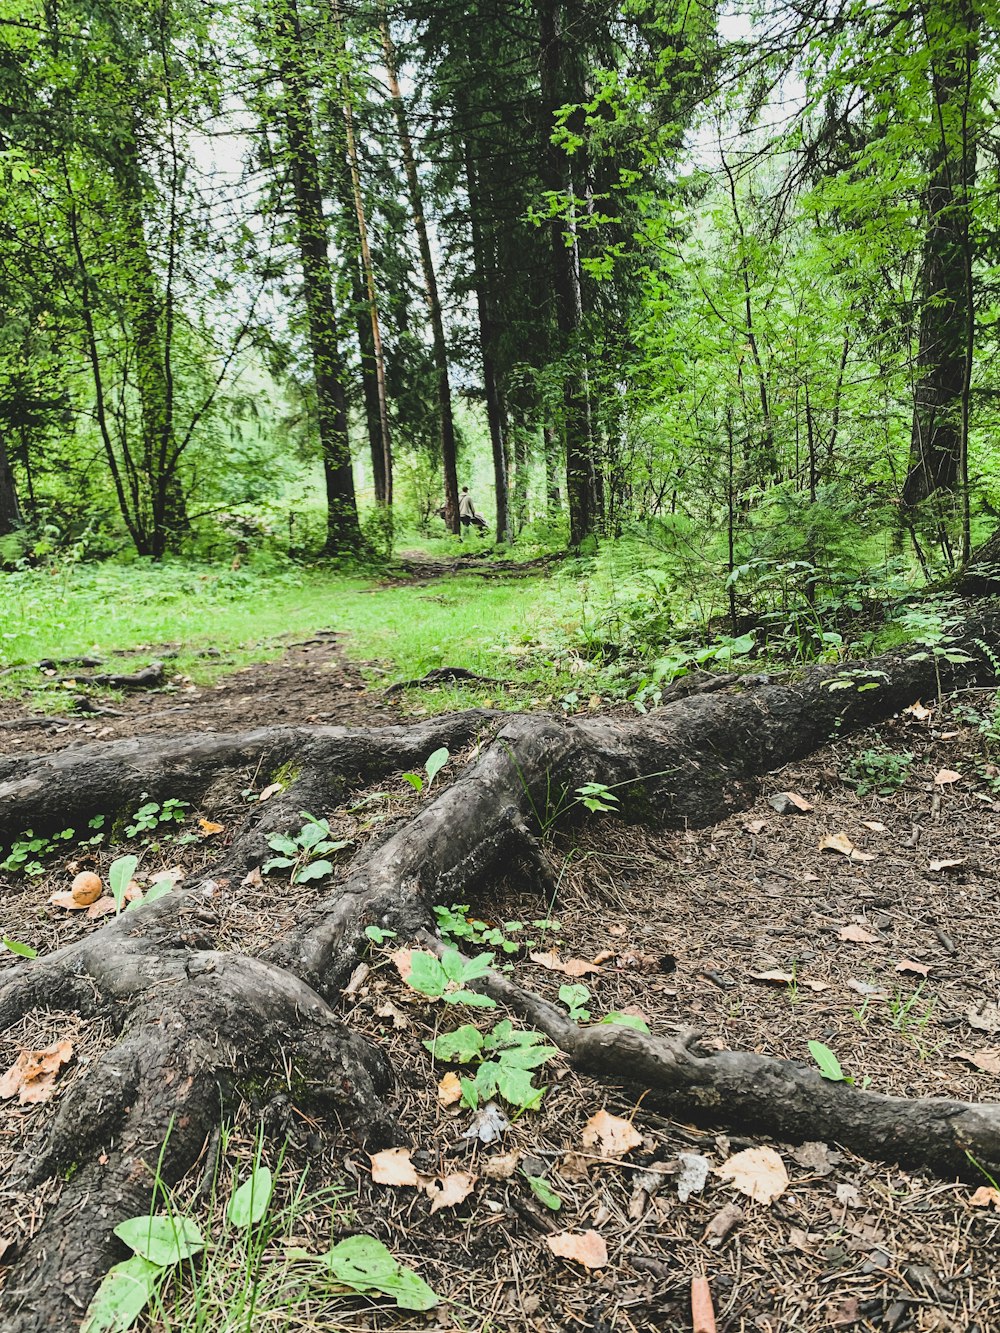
401,747,450,794
262,812,351,885
403,947,496,1008
888,982,936,1037
125,798,190,842
425,1019,558,1112
841,746,914,796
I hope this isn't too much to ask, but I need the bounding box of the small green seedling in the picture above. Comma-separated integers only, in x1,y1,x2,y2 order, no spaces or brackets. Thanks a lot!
364,924,397,945
2,937,38,958
426,1019,559,1112
808,1040,851,1084
0,826,75,877
559,983,592,1022
110,855,140,914
125,798,189,841
402,746,450,794
575,782,620,814
434,903,526,954
404,948,496,1008
262,812,350,885
524,1173,562,1210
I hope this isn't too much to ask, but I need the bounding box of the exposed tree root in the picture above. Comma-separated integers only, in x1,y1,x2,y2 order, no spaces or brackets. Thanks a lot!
3,614,1000,1328
384,666,504,694
419,932,1000,1182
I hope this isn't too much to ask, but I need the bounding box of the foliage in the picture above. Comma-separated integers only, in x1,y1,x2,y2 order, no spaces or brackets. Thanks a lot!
262,814,351,885
425,1019,559,1112
841,747,914,797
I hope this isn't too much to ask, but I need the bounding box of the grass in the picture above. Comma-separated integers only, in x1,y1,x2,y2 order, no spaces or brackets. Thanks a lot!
0,555,606,713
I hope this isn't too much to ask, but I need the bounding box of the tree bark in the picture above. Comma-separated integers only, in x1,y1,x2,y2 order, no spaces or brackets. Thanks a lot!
274,0,361,556
0,430,22,536
537,0,597,548
381,9,459,534
901,0,978,514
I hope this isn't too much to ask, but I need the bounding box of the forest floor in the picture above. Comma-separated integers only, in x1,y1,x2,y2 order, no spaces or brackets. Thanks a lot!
3,590,1000,1332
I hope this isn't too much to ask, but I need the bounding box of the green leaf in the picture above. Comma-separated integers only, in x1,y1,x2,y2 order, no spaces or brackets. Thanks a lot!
294,859,333,883
808,1040,848,1082
525,1174,562,1210
323,1235,439,1311
496,1064,544,1110
227,1166,273,1229
364,925,396,944
81,1255,161,1333
440,948,466,983
424,747,450,787
2,937,37,958
266,834,299,856
459,952,495,982
460,1075,479,1109
600,1012,651,1034
405,952,447,998
141,882,174,905
262,856,295,873
401,772,423,793
447,989,496,1008
424,1025,484,1064
494,1044,558,1070
109,856,139,914
113,1215,204,1267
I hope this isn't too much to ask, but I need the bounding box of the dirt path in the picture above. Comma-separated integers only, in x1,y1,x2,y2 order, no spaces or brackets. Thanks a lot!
0,633,403,755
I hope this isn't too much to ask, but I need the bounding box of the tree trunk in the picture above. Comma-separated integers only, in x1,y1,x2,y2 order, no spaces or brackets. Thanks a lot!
901,0,978,513
537,0,597,548
543,422,562,512
381,9,459,534
0,431,22,536
463,132,511,543
6,619,1000,1329
274,0,361,556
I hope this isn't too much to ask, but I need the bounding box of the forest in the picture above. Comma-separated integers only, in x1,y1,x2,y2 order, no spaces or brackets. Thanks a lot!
4,0,1000,1330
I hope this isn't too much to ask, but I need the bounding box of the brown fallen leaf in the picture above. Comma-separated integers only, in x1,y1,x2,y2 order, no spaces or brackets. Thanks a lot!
818,832,875,862
702,1201,743,1247
592,949,615,965
437,1071,463,1107
529,949,601,978
369,1147,421,1187
0,1039,74,1104
85,896,117,920
258,782,283,802
838,924,879,944
905,701,934,720
374,1000,410,1030
928,858,964,873
749,969,829,992
150,866,183,886
426,1171,476,1214
967,1002,1000,1034
969,1186,1000,1209
389,948,415,983
49,890,92,912
482,1152,520,1180
743,819,767,835
896,959,931,978
581,1109,643,1157
240,867,264,889
545,1230,608,1269
558,1151,593,1181
832,1295,861,1326
934,768,962,785
862,820,889,832
956,1049,1000,1075
198,819,225,836
783,791,814,812
716,1146,788,1205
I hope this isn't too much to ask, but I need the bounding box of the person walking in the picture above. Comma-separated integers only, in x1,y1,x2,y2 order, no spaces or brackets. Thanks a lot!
458,486,481,538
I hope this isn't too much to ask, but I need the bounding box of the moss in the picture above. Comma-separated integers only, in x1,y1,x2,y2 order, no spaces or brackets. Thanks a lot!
268,762,301,790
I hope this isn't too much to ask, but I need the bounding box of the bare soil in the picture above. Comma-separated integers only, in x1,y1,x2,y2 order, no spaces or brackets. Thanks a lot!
3,641,1000,1333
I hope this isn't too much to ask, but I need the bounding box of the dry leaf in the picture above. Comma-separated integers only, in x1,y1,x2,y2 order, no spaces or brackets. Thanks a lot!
592,949,615,965
581,1109,642,1157
818,832,875,862
427,1171,476,1214
85,896,117,920
838,925,878,944
558,1151,593,1181
934,768,961,785
835,1182,862,1208
374,1000,410,1030
529,949,601,978
792,1141,836,1176
847,979,887,998
702,1201,743,1247
784,791,814,811
0,1039,74,1104
258,782,283,802
896,960,931,978
905,701,934,720
716,1146,788,1205
957,1049,1000,1075
749,970,830,992
240,867,264,889
969,1186,1000,1209
928,858,964,873
744,819,767,835
198,819,224,836
588,693,602,711
390,948,415,983
437,1071,463,1107
862,820,888,832
546,1230,608,1270
369,1147,421,1187
150,866,183,886
967,1002,1000,1034
482,1152,520,1180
